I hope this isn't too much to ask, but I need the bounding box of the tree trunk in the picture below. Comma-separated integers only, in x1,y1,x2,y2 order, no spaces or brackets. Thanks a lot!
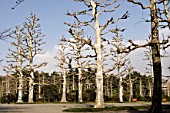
149,81,152,97
60,40,67,102
73,75,75,90
28,28,34,103
168,86,170,97
78,65,83,102
6,77,10,95
17,77,23,103
60,70,67,102
117,53,123,103
67,83,70,93
28,77,34,103
110,77,113,97
94,21,104,108
38,83,41,99
140,79,143,97
92,1,104,108
129,76,133,102
16,30,23,103
38,74,41,99
119,75,123,102
148,0,162,112
77,48,83,103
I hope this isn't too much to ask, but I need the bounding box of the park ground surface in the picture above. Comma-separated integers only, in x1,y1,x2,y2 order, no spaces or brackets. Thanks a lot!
0,102,170,113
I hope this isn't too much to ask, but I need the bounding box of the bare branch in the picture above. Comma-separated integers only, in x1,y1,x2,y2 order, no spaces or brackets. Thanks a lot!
12,0,24,9
128,0,150,9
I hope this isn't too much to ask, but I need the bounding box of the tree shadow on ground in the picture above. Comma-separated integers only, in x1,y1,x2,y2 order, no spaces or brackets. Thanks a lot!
125,107,148,113
0,106,29,113
126,104,170,113
64,103,170,113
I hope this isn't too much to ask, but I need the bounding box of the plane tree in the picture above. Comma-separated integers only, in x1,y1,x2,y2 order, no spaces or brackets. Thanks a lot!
3,26,25,103
64,21,95,102
21,13,46,103
109,28,128,102
125,0,170,112
70,0,129,108
55,36,73,102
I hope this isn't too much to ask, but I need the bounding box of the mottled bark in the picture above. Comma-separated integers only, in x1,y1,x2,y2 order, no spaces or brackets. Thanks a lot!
17,77,23,103
73,75,75,90
28,29,34,103
60,70,67,102
38,75,41,99
78,56,83,103
119,74,123,102
117,37,123,103
129,76,133,102
148,0,162,112
60,40,67,102
149,81,152,97
16,28,23,103
28,77,34,103
139,79,143,97
93,8,104,108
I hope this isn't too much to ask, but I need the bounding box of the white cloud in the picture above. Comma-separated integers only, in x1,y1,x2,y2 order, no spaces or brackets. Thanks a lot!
160,28,170,39
34,46,60,74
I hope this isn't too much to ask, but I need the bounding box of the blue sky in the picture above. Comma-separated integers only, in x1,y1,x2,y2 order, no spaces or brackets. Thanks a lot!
0,0,169,76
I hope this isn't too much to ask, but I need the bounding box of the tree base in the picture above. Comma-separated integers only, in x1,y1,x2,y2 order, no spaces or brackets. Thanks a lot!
148,106,162,113
94,102,105,108
60,101,67,103
16,100,23,103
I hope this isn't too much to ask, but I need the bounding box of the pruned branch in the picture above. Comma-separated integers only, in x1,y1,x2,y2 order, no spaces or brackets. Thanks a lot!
0,28,12,40
128,0,150,9
12,0,24,9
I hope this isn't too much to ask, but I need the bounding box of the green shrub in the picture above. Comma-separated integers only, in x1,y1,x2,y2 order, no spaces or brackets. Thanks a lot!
86,89,96,102
162,95,168,99
0,96,7,103
22,93,28,102
144,96,151,101
123,94,129,102
0,94,17,103
104,95,109,101
41,84,59,102
82,89,96,102
167,96,170,101
82,91,88,102
137,96,145,101
66,90,78,102
137,96,151,101
108,96,119,102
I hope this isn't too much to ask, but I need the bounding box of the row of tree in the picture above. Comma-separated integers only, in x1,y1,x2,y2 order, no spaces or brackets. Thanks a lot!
2,70,169,103
1,0,170,113
3,13,46,103
66,1,170,112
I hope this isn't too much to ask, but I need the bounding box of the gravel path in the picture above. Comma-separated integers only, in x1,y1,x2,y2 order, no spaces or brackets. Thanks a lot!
0,102,169,113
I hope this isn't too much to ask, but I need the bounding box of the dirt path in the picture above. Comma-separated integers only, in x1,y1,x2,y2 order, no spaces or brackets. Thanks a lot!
0,102,169,113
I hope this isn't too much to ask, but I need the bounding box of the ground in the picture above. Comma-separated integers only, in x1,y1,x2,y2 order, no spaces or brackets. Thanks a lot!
0,102,170,113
